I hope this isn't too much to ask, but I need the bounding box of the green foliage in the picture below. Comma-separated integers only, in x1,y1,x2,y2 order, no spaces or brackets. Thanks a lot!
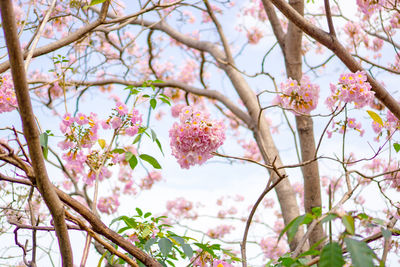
107,208,239,266
278,213,313,242
341,215,355,235
319,242,345,267
89,0,107,6
39,130,54,160
344,238,376,267
394,143,400,153
139,154,162,169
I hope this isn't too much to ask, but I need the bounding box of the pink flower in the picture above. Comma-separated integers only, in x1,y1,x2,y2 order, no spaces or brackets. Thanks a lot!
140,171,162,190
260,236,287,260
171,103,186,117
111,117,122,129
170,106,225,169
0,74,17,113
273,76,319,115
115,101,128,116
207,225,234,239
166,197,197,219
97,194,120,214
75,113,88,125
246,27,264,44
212,260,234,267
326,71,374,109
62,113,74,127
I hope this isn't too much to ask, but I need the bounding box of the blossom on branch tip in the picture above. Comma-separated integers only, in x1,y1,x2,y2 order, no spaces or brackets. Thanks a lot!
325,71,374,109
169,106,225,169
273,76,319,115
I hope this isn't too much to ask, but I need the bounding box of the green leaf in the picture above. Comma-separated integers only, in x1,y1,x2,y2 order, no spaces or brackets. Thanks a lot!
145,238,157,251
139,154,162,169
342,215,355,235
122,217,137,229
89,0,106,6
112,148,125,154
158,238,173,257
182,244,193,259
279,214,313,243
319,242,345,267
136,208,143,217
278,215,304,242
97,251,107,267
321,213,338,224
150,98,157,109
344,238,375,267
144,212,152,218
367,110,383,126
159,97,171,106
312,207,322,217
156,138,164,156
133,134,142,144
125,152,133,161
170,236,184,246
142,226,152,238
381,228,392,239
194,243,217,257
394,143,400,153
150,129,157,141
129,155,138,170
39,132,49,160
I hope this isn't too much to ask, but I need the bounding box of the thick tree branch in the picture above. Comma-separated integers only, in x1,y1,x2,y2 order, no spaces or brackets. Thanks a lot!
261,0,286,50
268,0,400,120
204,0,234,63
0,1,74,265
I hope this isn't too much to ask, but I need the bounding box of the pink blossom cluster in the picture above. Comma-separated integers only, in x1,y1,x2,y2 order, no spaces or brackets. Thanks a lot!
166,197,198,219
326,71,374,109
260,237,287,260
0,74,17,113
192,257,233,267
390,12,400,28
273,76,320,115
169,106,225,169
207,225,235,239
102,102,143,136
140,171,162,190
246,27,264,45
97,194,120,214
240,140,262,162
241,0,267,21
193,256,233,267
356,0,382,16
59,112,100,149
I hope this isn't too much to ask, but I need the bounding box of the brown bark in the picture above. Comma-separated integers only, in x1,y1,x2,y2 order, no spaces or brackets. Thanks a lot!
263,0,325,249
284,0,325,249
0,1,73,266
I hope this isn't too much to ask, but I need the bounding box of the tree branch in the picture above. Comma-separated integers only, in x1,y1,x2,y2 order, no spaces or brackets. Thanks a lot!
0,1,74,265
